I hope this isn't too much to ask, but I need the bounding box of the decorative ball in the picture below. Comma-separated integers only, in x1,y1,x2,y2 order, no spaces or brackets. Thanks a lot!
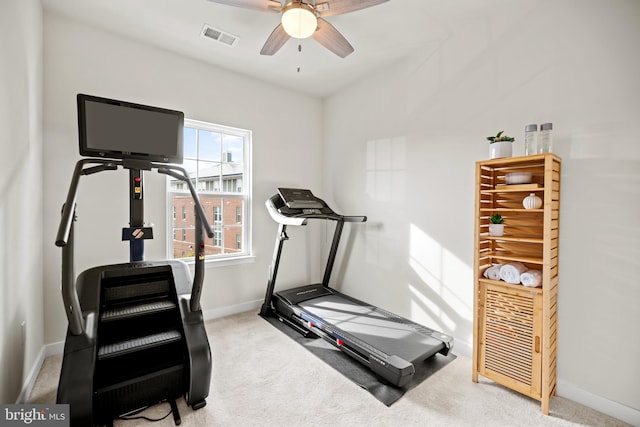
523,193,542,209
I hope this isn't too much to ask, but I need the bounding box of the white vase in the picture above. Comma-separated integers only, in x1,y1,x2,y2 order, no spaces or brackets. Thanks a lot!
523,193,543,209
489,223,504,237
489,141,512,159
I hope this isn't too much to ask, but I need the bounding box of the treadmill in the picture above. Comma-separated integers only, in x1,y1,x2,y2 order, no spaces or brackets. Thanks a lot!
260,188,453,387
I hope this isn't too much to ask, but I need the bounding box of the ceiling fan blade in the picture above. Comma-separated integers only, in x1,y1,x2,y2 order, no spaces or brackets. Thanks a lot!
315,0,388,17
206,0,282,13
312,18,354,58
260,23,291,55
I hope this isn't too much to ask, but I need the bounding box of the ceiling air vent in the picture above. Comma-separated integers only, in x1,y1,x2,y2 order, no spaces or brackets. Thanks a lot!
201,24,238,47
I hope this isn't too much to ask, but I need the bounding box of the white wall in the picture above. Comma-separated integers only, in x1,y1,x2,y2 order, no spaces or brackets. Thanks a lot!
32,1,640,423
322,0,640,421
0,0,44,404
42,13,324,345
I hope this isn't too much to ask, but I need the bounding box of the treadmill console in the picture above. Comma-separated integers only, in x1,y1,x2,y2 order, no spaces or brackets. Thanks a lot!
267,188,365,225
278,188,324,209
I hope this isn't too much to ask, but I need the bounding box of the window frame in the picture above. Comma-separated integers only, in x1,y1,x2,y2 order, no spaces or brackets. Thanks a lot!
167,118,253,265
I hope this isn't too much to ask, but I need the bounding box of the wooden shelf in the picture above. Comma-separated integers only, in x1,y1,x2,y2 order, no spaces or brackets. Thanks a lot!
482,251,543,265
480,208,544,213
493,184,543,191
482,188,544,194
480,234,543,244
478,278,543,295
473,153,560,415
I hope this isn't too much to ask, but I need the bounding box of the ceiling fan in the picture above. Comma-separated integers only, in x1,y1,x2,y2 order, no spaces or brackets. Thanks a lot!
206,0,389,58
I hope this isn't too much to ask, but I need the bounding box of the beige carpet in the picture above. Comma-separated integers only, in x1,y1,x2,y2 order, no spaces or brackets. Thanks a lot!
28,310,629,427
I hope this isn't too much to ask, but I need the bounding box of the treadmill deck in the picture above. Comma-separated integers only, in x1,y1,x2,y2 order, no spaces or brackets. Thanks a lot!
297,293,446,363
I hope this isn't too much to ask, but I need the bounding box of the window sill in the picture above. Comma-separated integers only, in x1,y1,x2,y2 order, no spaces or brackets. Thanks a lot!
179,254,256,268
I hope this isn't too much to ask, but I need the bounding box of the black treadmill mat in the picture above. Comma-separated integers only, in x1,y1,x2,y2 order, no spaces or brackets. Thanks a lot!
262,315,457,406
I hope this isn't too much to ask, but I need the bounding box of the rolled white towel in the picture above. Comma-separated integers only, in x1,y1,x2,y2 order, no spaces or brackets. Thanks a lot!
500,262,528,284
483,264,502,281
521,270,543,287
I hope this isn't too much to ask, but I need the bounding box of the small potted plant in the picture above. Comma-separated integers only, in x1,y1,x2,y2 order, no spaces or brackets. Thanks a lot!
489,214,505,236
487,131,514,159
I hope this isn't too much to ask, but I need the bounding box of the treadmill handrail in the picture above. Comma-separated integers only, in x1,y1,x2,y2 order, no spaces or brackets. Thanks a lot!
265,199,307,226
56,158,214,335
342,215,367,223
265,194,367,225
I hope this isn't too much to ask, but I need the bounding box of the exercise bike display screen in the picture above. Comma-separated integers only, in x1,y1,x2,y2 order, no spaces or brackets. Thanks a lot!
78,93,184,164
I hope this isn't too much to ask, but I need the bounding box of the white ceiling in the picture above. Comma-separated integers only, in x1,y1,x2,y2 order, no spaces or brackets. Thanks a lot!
41,0,508,98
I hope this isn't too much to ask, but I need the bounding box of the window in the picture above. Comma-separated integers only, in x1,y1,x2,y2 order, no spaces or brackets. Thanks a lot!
213,206,222,248
168,119,252,262
214,226,222,247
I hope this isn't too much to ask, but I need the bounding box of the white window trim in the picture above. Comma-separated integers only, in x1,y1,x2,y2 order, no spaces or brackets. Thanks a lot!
167,118,253,265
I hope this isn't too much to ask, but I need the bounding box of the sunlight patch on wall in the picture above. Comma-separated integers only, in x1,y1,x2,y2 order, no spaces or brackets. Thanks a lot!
408,223,473,336
408,283,455,331
366,137,406,203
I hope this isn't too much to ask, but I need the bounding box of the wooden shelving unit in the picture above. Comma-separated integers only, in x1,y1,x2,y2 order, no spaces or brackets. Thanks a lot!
472,153,561,414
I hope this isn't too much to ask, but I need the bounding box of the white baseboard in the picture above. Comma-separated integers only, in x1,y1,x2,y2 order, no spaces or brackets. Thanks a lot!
15,346,45,404
557,379,640,426
202,299,262,321
45,341,65,357
17,341,67,403
450,340,471,359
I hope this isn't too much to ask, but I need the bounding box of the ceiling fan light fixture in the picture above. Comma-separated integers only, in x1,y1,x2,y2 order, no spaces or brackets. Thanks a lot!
281,2,317,39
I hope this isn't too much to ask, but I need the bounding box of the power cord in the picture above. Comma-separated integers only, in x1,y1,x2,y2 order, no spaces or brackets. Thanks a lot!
118,400,174,423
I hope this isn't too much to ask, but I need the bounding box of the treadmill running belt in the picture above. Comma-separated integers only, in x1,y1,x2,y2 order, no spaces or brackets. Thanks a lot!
298,294,444,363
